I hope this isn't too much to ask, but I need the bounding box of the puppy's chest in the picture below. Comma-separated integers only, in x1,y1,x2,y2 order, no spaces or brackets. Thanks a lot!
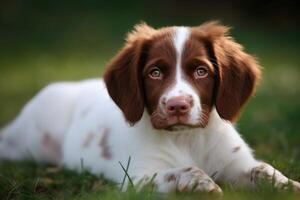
165,141,220,177
145,133,213,169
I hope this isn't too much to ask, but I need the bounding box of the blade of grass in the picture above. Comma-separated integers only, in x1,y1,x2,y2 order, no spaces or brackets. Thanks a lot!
80,158,84,173
119,156,133,191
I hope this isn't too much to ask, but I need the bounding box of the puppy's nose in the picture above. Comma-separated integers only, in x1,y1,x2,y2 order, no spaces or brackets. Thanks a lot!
166,96,191,116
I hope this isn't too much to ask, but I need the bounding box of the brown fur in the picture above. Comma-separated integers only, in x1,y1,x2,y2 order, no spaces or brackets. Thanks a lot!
164,174,177,182
143,29,176,115
183,167,193,172
99,128,112,160
104,25,175,125
103,24,159,124
42,133,62,163
191,21,261,121
232,146,241,153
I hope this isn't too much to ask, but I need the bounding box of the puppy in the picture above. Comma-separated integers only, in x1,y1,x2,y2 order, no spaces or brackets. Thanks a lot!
1,22,299,193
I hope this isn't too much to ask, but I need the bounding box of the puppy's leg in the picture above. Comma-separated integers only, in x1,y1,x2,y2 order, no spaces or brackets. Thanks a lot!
250,162,300,192
214,126,300,192
129,166,222,194
219,153,300,192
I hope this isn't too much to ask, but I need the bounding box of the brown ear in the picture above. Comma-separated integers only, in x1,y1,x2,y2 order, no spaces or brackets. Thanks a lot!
198,22,261,121
103,23,155,124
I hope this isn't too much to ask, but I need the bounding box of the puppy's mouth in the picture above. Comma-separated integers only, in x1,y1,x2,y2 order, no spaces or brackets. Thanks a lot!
150,110,202,131
165,124,200,131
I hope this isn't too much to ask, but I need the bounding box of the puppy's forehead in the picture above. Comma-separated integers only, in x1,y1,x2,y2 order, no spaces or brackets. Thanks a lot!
148,27,207,62
147,28,175,60
147,27,186,61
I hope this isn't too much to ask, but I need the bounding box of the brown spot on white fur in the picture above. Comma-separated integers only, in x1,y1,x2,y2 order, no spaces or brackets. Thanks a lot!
82,132,94,148
42,133,62,163
99,128,112,160
232,146,241,153
80,105,93,118
183,167,193,172
164,173,177,183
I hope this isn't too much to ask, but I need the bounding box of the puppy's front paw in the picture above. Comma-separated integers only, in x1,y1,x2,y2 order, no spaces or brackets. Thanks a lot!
165,167,222,194
251,163,300,192
291,180,300,193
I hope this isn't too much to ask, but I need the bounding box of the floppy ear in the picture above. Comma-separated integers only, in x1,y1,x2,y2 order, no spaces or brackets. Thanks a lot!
103,23,155,125
198,22,261,121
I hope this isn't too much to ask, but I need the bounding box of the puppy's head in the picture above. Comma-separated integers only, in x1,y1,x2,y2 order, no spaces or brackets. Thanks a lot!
104,22,261,131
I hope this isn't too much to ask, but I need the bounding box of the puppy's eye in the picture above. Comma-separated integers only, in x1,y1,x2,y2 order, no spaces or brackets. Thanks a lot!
195,66,208,78
149,67,162,79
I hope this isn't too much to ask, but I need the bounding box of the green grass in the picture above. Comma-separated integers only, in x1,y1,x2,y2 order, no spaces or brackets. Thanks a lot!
0,27,300,199
0,161,299,200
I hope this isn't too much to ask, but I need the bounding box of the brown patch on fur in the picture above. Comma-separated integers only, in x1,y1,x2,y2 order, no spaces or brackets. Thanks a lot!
42,133,62,163
99,128,112,160
143,29,176,115
183,167,193,172
80,106,93,118
250,163,269,182
232,146,241,153
104,24,175,126
164,174,177,183
191,21,261,122
82,132,94,148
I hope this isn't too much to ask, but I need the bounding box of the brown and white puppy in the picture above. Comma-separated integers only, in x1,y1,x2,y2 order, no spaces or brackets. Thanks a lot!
104,22,259,130
1,22,299,194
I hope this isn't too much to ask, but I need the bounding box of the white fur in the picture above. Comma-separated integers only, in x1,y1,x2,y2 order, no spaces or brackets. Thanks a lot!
161,27,201,124
0,78,279,192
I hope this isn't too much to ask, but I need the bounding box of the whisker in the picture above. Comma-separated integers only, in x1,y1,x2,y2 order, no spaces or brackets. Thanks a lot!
197,109,210,127
151,110,167,124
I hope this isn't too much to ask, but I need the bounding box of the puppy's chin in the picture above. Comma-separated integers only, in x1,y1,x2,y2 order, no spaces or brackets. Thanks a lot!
150,111,203,131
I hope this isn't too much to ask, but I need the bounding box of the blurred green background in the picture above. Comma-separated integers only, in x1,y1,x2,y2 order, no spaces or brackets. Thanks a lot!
0,0,300,199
